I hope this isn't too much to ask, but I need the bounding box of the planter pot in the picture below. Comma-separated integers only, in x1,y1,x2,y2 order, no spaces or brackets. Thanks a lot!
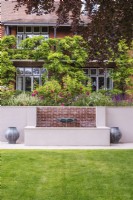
110,127,122,144
5,127,19,144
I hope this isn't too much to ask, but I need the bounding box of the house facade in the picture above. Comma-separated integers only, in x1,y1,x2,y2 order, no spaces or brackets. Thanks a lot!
0,0,113,92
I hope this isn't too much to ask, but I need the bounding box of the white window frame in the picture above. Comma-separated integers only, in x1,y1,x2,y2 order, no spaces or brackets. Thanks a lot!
83,68,113,91
17,26,49,47
16,67,46,91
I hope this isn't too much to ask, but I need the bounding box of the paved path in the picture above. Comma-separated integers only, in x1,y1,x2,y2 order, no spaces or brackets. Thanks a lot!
1,142,133,149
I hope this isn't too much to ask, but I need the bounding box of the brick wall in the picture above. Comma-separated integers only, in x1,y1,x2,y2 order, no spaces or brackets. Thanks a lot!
0,25,5,38
37,107,96,127
56,27,73,38
49,26,73,38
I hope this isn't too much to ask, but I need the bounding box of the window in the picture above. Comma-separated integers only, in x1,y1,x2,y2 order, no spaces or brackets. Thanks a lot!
33,27,40,33
16,67,47,91
83,68,113,91
17,26,49,47
42,27,48,32
17,26,24,33
26,26,32,33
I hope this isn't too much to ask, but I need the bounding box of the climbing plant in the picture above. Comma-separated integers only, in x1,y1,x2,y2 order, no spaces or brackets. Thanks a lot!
7,0,133,61
110,40,133,95
0,36,16,87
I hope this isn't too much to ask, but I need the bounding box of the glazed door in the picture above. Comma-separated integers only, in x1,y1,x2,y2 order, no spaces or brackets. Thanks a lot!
25,77,32,91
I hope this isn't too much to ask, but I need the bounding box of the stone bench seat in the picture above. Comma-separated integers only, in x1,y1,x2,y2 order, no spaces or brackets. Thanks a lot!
24,126,110,146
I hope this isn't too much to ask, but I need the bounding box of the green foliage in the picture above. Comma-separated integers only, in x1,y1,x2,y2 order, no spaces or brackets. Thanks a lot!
60,75,91,105
72,92,113,106
71,94,91,106
0,36,16,88
5,93,42,106
1,35,132,106
44,36,88,83
62,75,90,94
34,42,50,60
19,36,51,60
35,75,91,106
36,80,61,105
0,85,14,105
0,35,91,106
30,36,91,105
19,35,44,49
8,35,88,83
87,92,113,106
0,52,16,86
0,35,16,50
110,40,133,94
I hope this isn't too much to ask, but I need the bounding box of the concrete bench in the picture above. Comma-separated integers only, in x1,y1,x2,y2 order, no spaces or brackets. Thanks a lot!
24,126,110,146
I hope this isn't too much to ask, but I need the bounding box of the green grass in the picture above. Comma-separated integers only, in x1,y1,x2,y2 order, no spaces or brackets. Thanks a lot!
0,150,133,200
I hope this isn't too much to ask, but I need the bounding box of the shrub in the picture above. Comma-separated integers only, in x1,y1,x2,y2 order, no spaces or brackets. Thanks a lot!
72,92,113,106
6,93,43,106
36,80,61,105
71,94,91,106
87,92,113,106
0,85,14,105
35,77,91,106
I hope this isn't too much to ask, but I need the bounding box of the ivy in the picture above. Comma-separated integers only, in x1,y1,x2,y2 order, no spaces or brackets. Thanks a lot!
1,35,133,98
0,51,16,86
110,40,133,95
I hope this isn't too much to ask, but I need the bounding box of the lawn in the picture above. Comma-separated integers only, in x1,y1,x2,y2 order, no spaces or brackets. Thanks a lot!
0,150,133,200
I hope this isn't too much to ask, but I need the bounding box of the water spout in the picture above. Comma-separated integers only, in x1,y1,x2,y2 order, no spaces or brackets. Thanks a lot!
57,118,77,127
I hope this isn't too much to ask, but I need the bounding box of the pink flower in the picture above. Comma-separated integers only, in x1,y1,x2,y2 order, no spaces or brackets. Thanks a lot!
32,90,38,97
34,90,38,94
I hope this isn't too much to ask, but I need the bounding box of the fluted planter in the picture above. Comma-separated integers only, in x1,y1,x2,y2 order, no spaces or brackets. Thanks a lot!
110,127,122,144
5,127,19,144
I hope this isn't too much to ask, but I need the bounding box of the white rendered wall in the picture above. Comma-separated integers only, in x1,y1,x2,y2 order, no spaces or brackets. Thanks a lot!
106,107,133,143
0,106,36,143
0,106,133,143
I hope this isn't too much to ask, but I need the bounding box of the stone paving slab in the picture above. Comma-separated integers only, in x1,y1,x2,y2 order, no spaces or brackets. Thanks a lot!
0,142,133,150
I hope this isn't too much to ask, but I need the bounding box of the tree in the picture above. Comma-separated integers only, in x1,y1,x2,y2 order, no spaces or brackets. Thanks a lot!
9,0,133,60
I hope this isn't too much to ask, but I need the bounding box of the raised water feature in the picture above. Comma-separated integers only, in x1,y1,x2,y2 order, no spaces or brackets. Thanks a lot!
24,107,110,146
36,107,96,127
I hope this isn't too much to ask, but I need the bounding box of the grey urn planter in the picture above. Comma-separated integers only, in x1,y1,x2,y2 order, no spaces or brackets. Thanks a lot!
110,127,122,144
5,127,19,144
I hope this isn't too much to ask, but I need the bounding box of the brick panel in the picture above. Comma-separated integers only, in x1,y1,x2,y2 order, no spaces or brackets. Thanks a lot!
0,25,5,38
37,107,96,127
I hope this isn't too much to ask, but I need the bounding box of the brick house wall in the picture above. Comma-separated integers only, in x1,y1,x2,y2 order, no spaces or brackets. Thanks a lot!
56,27,73,38
0,25,5,38
49,26,73,38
